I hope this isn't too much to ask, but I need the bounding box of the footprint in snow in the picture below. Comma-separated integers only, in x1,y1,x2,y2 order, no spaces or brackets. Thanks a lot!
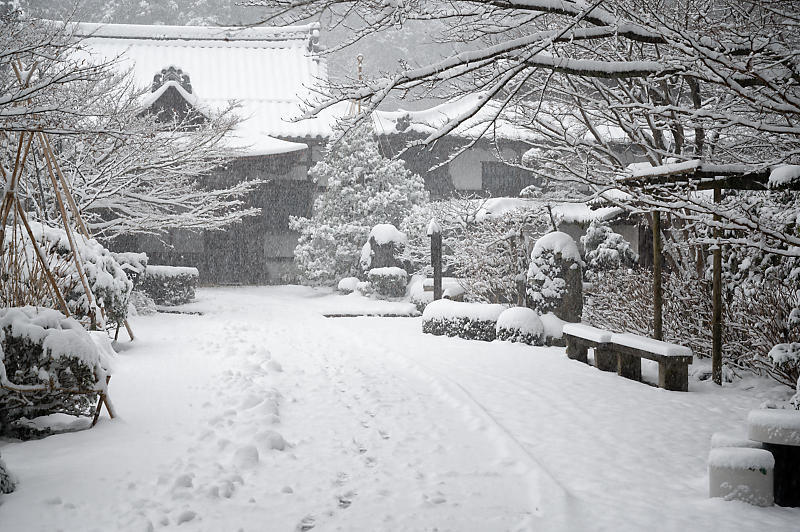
337,490,356,509
296,515,316,531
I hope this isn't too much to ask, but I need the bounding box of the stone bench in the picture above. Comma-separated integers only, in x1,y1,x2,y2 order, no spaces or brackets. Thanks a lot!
562,323,613,367
608,333,693,392
562,325,693,392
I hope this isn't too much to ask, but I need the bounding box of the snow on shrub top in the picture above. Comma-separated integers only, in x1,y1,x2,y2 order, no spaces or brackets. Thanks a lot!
531,231,581,262
337,277,360,292
769,164,800,189
769,343,800,365
422,299,506,321
0,307,110,385
21,221,132,323
368,267,407,278
369,223,407,245
496,307,543,335
146,265,199,277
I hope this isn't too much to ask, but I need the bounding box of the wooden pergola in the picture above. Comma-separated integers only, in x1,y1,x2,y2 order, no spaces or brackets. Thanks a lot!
619,161,800,385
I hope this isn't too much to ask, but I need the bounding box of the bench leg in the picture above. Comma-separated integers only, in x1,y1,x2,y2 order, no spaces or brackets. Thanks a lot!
566,340,588,363
658,360,689,391
595,346,617,372
617,351,642,381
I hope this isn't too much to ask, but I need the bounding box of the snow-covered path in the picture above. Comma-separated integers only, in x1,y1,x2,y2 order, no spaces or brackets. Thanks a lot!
1,286,798,531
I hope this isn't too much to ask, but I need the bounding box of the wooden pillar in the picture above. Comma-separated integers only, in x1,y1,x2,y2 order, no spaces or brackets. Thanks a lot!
712,187,723,385
428,218,442,301
653,210,663,340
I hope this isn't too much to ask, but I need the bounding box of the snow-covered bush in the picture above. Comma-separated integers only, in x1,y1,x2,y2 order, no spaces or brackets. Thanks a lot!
401,197,549,304
580,220,638,271
367,267,408,298
139,265,198,305
0,453,15,493
421,299,506,341
337,277,360,294
128,290,157,316
526,231,583,322
496,307,545,345
290,122,427,284
0,307,111,438
355,281,373,296
2,221,132,328
360,224,407,272
111,251,148,288
769,343,800,397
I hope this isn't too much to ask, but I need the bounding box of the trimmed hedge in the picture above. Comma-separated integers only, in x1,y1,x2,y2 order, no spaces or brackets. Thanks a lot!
368,267,408,298
421,299,506,342
139,265,198,306
496,307,545,346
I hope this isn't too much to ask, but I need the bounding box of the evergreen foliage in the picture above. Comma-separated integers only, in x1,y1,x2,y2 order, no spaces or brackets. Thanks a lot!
290,123,427,284
581,220,638,272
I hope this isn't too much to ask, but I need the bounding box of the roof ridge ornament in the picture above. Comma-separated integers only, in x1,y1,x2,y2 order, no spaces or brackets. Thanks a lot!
151,66,192,94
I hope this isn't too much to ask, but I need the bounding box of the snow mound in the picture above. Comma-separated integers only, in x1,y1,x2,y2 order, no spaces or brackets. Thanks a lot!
532,231,581,262
337,277,360,294
496,307,544,336
768,342,800,365
422,299,506,322
368,224,407,245
540,312,566,339
769,164,800,188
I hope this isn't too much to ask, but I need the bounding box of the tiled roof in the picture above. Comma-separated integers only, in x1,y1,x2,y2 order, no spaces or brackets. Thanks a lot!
73,22,342,142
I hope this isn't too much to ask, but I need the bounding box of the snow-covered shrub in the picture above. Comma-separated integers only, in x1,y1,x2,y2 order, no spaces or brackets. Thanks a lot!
360,224,407,272
2,221,132,327
355,281,373,296
421,299,505,341
111,251,148,288
0,307,111,438
127,290,157,316
290,122,427,284
580,220,637,271
769,343,800,399
526,231,583,322
496,307,544,345
139,265,198,305
367,267,408,298
401,197,549,304
337,277,360,294
0,453,15,493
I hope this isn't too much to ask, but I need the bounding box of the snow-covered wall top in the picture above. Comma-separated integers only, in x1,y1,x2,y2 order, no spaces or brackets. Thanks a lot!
72,21,345,143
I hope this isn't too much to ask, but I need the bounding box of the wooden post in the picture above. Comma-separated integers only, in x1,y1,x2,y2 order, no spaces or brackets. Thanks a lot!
712,187,723,385
428,218,443,301
653,210,663,340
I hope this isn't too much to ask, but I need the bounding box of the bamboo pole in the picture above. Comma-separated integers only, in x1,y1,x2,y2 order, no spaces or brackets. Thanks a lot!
42,134,90,238
653,210,663,340
39,135,97,324
13,199,70,315
712,187,723,385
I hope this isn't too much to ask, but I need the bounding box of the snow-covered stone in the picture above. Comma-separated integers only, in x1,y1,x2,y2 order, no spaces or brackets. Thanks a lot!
527,232,583,322
747,409,800,446
708,447,774,506
337,277,361,294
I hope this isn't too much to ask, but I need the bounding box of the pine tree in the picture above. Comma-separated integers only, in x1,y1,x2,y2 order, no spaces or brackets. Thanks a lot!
290,122,428,283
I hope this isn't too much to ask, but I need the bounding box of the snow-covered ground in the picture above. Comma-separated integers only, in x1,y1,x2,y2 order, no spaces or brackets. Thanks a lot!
1,286,798,531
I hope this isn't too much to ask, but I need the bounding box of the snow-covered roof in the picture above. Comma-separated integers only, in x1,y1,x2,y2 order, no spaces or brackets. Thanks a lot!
73,21,343,151
372,93,536,142
372,93,631,143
